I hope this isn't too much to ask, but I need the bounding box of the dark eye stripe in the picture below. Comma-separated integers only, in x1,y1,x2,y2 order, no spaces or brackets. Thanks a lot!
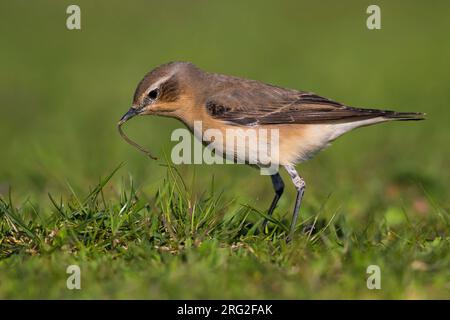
159,77,180,102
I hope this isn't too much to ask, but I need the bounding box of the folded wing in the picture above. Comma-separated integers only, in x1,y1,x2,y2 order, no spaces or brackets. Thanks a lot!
205,87,423,126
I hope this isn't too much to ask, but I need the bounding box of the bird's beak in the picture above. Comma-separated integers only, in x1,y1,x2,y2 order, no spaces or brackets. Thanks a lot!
119,107,140,124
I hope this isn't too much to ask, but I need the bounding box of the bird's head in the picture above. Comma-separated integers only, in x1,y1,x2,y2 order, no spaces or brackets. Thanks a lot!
119,61,204,124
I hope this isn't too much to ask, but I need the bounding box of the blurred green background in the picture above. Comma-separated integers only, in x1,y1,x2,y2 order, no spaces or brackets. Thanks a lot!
0,0,449,299
0,1,450,200
1,0,449,203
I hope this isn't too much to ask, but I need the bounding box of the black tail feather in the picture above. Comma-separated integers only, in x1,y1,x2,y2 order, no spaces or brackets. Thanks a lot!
382,111,426,121
346,106,426,121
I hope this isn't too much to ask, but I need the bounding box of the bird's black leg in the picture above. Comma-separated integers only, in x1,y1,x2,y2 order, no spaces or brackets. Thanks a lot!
262,173,285,231
284,164,306,241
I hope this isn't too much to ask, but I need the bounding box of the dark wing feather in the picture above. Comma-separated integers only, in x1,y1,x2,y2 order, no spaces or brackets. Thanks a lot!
205,83,393,126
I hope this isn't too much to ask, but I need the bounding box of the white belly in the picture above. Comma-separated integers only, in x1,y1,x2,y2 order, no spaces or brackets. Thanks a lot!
191,117,388,168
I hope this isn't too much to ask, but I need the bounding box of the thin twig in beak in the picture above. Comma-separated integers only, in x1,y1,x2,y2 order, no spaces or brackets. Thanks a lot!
117,115,158,160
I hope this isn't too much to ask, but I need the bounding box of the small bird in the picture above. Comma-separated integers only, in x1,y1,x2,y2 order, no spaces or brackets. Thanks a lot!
119,61,424,240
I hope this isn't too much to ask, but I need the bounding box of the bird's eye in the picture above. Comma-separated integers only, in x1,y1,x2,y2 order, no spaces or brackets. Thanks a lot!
147,89,159,100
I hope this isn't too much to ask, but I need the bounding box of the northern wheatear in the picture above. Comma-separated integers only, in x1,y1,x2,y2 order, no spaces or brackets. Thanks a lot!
119,62,424,240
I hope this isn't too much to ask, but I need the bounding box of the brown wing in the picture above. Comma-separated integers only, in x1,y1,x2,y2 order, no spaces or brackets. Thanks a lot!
204,84,393,126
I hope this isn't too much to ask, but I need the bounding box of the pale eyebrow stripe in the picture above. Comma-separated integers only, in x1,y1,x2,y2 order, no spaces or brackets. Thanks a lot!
146,75,172,94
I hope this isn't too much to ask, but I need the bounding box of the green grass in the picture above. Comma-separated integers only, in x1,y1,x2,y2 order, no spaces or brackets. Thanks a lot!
1,163,449,299
1,0,450,299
